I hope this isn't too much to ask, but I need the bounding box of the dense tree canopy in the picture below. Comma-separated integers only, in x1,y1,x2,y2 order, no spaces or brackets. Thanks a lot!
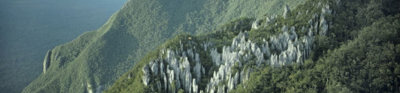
106,0,400,93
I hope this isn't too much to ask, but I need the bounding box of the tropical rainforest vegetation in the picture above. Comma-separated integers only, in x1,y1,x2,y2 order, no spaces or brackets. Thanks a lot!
106,0,400,93
22,0,306,93
21,0,400,93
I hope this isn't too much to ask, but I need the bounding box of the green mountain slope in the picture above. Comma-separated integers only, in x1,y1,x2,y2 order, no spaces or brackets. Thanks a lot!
0,0,124,92
106,0,400,93
23,0,306,93
180,0,306,34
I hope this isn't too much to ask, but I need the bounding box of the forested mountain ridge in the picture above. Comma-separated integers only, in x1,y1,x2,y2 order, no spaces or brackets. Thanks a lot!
0,0,125,92
106,0,400,93
22,0,306,93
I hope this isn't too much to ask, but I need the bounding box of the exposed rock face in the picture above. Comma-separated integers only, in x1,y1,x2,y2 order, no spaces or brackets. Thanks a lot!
319,5,331,36
206,26,316,92
264,15,277,27
43,50,52,74
142,65,150,86
283,5,291,19
87,82,93,93
252,19,261,30
140,2,332,92
141,29,317,92
127,73,133,79
210,48,221,66
140,40,207,93
192,79,198,93
95,85,103,93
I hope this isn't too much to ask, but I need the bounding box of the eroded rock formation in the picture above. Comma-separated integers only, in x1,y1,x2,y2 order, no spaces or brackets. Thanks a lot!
139,2,333,93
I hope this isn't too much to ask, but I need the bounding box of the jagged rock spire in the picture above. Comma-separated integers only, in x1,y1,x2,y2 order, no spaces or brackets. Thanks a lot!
283,5,291,19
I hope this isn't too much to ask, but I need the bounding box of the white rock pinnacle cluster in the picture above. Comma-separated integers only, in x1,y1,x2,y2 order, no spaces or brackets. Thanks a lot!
205,25,317,92
141,41,206,93
139,2,333,93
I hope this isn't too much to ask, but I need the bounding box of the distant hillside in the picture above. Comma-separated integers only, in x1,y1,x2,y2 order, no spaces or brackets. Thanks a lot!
0,0,124,92
22,0,306,93
106,0,400,93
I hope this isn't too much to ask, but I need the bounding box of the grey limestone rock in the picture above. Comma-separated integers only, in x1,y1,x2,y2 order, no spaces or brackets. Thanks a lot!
95,85,103,93
210,48,222,66
290,26,298,40
127,73,132,79
319,5,331,36
43,50,52,74
184,71,192,93
283,5,291,19
217,85,226,93
150,60,159,75
261,39,271,57
86,82,93,93
251,19,261,30
193,60,202,82
192,79,198,93
139,8,325,91
322,5,332,15
270,54,279,67
142,65,150,86
264,15,277,27
282,25,289,32
319,16,328,36
202,42,212,51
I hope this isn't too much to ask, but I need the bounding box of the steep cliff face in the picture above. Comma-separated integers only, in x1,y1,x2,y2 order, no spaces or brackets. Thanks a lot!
106,0,338,92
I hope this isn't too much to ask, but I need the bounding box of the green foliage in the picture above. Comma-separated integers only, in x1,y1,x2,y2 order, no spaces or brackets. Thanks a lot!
105,16,256,92
217,17,255,33
248,26,277,44
25,0,308,92
0,0,125,92
108,0,400,92
317,15,400,92
24,0,400,93
178,89,184,93
231,62,241,74
230,0,400,92
182,0,306,34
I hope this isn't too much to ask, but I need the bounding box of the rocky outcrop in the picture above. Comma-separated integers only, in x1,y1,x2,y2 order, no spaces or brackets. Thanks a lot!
140,27,317,92
139,1,333,93
139,41,207,93
205,25,317,92
283,5,291,19
84,83,101,93
264,15,277,27
142,64,150,86
319,5,331,36
43,50,52,74
251,19,261,30
86,82,93,93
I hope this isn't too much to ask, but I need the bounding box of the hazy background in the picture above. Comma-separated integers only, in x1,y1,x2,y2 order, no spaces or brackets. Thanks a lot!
0,0,125,92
